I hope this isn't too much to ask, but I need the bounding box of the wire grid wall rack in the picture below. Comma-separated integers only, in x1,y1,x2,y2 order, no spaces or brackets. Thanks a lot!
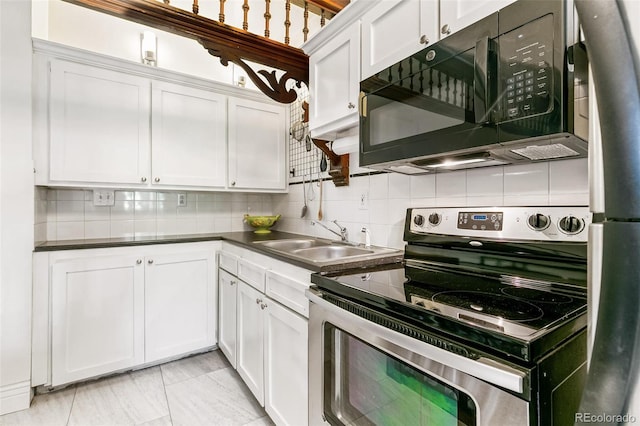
288,85,322,184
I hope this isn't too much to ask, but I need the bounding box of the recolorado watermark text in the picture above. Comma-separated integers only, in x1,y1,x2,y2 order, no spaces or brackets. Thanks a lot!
575,412,637,423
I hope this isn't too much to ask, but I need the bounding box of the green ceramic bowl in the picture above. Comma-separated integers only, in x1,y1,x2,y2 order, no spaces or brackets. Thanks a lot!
244,214,281,234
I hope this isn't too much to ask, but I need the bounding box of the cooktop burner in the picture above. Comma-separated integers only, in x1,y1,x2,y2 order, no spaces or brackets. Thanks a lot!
431,290,544,321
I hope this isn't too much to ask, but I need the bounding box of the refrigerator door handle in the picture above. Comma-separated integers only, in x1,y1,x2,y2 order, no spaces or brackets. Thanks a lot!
587,223,603,368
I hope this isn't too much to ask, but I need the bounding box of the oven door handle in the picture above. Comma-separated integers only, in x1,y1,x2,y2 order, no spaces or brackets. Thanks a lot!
307,288,526,394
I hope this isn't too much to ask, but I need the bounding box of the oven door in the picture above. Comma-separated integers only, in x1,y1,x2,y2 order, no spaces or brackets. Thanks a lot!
307,288,530,426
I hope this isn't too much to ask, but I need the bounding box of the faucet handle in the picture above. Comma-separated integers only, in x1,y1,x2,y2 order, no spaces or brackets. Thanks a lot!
361,227,371,248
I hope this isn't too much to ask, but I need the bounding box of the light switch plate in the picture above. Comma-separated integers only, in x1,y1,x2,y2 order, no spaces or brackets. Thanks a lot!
93,190,115,206
359,191,369,210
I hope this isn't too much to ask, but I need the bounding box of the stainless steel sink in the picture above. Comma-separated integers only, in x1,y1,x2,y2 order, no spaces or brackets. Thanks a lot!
254,238,332,251
289,245,374,261
253,238,403,268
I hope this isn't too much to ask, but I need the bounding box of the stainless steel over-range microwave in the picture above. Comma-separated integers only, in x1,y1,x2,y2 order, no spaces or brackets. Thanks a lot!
359,0,589,174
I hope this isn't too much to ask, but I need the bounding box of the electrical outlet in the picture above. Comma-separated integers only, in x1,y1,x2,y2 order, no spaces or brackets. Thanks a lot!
359,191,369,210
93,190,115,206
177,193,187,207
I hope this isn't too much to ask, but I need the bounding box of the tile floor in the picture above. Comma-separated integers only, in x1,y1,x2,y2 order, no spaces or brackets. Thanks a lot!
0,350,274,426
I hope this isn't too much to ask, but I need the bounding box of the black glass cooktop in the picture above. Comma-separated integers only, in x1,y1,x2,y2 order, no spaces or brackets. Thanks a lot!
312,262,587,362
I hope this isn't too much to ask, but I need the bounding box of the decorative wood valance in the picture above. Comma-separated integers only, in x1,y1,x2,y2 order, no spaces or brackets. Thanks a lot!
62,0,343,103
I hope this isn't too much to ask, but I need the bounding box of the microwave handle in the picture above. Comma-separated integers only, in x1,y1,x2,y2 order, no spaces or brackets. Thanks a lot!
474,36,491,124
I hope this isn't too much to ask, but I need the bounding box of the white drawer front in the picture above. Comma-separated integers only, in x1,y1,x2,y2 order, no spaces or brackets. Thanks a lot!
218,251,238,275
238,258,266,292
266,270,309,318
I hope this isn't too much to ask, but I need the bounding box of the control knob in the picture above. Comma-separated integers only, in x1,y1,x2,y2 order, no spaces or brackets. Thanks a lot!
558,216,584,234
527,213,550,231
428,213,441,226
414,214,425,226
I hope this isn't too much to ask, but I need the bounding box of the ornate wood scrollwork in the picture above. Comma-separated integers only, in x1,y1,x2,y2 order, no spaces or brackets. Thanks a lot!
199,40,306,104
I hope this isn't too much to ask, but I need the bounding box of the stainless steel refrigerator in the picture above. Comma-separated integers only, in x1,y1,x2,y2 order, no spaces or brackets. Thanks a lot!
576,0,640,424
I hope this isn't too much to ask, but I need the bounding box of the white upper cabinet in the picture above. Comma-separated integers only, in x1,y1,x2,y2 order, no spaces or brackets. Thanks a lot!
361,0,439,80
151,81,227,188
49,59,151,185
308,21,360,140
228,98,287,191
439,0,517,36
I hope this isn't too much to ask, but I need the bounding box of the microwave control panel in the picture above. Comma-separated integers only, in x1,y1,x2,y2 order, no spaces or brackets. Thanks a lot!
499,14,554,121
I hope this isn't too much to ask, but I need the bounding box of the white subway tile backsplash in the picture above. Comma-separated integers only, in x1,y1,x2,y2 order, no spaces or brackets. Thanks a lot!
369,199,389,225
115,191,134,201
56,201,84,222
85,221,111,239
504,162,549,196
56,221,84,240
435,196,467,207
134,201,157,220
504,194,549,206
84,201,111,221
466,195,503,207
34,223,47,244
156,201,178,218
55,189,86,201
134,220,156,237
549,193,589,206
369,174,388,200
111,220,134,238
549,158,588,195
175,219,198,235
388,173,411,199
436,171,466,198
410,174,436,199
466,167,504,197
214,217,233,232
111,201,134,220
134,191,156,201
196,218,216,233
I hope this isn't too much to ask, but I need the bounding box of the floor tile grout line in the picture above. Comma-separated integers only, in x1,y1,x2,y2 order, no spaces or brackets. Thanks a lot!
65,385,78,426
158,366,174,426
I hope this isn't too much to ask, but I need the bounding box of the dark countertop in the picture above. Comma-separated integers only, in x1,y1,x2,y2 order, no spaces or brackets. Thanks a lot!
34,230,404,273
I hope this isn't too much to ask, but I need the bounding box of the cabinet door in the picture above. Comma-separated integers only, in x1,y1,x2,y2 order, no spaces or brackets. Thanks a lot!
51,254,145,386
218,269,238,368
228,98,287,191
144,249,216,363
440,0,516,36
151,81,227,188
49,59,151,185
361,0,439,79
309,21,360,139
264,298,308,426
237,281,265,405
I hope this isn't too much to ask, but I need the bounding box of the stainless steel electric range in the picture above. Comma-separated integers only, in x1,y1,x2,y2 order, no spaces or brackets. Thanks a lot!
307,206,591,426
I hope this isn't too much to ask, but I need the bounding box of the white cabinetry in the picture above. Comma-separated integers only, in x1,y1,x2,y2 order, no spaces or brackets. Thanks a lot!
144,249,216,363
33,41,288,193
361,0,439,79
228,98,287,191
49,59,151,185
34,242,219,387
151,81,227,188
218,242,309,426
218,268,239,368
237,280,266,404
308,21,360,140
439,0,516,36
51,254,145,386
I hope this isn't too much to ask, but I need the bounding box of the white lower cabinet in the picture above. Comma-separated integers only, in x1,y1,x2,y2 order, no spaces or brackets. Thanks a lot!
51,254,145,386
144,250,216,363
218,268,238,368
35,242,219,388
218,242,310,426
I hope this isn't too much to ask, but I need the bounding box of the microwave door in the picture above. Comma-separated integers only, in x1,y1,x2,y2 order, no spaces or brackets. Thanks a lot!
360,40,498,167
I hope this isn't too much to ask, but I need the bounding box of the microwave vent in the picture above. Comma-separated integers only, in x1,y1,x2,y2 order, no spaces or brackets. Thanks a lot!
510,144,581,161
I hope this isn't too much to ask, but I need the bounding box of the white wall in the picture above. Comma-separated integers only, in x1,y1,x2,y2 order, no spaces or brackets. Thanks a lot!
0,0,34,415
32,0,322,87
272,158,589,249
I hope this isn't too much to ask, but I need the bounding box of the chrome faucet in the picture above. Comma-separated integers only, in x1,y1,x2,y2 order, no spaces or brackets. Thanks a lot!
311,220,349,242
361,227,371,248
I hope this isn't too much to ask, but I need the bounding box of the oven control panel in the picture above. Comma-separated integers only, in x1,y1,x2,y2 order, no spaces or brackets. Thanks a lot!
409,206,590,242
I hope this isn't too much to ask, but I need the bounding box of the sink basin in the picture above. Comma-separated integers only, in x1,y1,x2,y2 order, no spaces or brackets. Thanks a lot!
290,246,374,261
254,238,332,251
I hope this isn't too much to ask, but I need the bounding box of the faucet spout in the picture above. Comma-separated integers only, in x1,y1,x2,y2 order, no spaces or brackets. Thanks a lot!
311,220,349,242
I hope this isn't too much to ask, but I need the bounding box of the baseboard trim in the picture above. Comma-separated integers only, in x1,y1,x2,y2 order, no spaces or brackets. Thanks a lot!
0,380,32,415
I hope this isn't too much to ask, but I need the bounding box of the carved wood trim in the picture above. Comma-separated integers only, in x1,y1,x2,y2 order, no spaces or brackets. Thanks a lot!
312,139,349,187
63,0,309,103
